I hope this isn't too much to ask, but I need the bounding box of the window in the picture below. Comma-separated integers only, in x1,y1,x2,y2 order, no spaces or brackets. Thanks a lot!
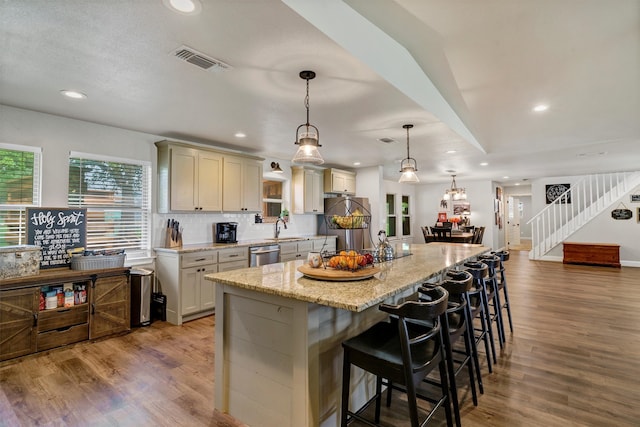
262,179,284,220
68,152,151,258
0,144,41,246
386,194,396,237
401,195,411,236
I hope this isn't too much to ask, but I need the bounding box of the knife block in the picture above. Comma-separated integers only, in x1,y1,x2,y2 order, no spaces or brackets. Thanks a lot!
165,228,182,248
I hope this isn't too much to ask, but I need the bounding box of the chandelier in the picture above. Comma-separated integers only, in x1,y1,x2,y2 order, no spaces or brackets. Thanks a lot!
443,174,466,200
398,124,419,183
292,70,324,165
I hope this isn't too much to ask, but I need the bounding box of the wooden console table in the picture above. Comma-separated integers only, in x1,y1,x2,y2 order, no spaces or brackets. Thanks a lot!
563,242,621,268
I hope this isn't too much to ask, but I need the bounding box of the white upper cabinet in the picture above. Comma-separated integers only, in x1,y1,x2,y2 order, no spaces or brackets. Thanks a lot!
292,167,324,214
222,155,263,212
156,140,262,213
323,168,356,195
156,142,223,212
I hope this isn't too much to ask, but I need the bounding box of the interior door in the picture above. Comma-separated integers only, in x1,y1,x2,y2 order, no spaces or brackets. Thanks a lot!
507,196,521,247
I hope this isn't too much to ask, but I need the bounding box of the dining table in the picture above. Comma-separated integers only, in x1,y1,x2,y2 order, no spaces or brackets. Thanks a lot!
430,227,475,243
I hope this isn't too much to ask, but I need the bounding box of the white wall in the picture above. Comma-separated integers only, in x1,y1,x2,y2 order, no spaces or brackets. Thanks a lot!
530,175,640,265
0,105,321,251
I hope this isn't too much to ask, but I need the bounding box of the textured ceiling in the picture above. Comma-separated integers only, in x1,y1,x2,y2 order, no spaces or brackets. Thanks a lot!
1,0,638,185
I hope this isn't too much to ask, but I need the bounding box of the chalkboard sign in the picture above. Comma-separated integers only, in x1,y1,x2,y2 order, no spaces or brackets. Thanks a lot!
611,208,632,220
27,208,87,269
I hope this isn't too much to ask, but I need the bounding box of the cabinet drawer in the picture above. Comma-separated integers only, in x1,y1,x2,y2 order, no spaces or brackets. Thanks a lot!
218,247,248,262
218,259,248,272
37,323,88,352
38,305,89,332
181,252,217,268
279,242,297,255
280,253,298,262
297,241,313,253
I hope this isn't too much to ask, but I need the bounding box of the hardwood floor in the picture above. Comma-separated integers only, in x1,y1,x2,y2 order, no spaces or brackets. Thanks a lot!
2,251,640,426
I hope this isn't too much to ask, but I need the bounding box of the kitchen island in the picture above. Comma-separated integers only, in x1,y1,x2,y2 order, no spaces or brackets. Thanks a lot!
205,243,489,427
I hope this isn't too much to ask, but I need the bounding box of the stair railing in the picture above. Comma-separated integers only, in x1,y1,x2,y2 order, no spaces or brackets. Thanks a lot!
528,171,640,259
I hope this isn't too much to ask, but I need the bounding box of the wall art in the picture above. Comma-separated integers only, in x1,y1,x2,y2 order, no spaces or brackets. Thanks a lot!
545,183,571,204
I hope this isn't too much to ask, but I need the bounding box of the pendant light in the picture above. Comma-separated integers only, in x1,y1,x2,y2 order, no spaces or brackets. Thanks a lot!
292,70,324,165
398,124,419,183
443,174,467,200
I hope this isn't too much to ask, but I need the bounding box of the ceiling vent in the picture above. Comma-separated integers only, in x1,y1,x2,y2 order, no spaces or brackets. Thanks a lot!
172,45,232,72
378,137,396,144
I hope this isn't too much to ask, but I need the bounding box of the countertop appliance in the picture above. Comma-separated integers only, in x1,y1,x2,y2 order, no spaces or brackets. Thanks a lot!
215,222,238,243
320,196,372,251
250,244,280,267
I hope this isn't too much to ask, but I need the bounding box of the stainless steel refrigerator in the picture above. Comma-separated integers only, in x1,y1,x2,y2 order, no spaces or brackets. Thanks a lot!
319,196,373,251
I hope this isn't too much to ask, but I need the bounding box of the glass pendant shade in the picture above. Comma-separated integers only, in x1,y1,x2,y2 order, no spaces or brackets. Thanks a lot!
398,124,419,183
399,160,420,183
292,71,324,165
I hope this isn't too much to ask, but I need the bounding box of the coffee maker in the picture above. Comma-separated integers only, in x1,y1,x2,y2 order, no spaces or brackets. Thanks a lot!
215,222,238,243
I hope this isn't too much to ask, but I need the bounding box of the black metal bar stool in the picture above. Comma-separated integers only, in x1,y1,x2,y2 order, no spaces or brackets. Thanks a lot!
492,250,513,335
478,254,505,348
340,286,453,427
421,270,479,427
463,261,498,371
445,270,485,395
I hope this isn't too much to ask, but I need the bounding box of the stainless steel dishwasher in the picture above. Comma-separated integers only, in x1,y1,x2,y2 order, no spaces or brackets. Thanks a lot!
249,244,280,267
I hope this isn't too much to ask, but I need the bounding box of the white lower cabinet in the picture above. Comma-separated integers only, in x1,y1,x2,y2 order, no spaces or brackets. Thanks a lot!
217,246,249,271
280,240,314,262
181,263,217,316
156,250,218,325
312,237,336,253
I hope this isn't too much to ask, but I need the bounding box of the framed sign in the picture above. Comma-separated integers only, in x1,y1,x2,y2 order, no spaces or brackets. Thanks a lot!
631,194,640,203
546,183,571,204
453,202,470,215
27,207,87,269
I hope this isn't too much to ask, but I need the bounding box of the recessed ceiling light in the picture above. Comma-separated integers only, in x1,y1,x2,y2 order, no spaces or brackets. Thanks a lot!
353,162,361,166
234,132,246,138
480,162,488,166
446,150,457,154
515,183,520,186
533,104,549,112
60,90,87,99
163,0,201,15
503,176,510,179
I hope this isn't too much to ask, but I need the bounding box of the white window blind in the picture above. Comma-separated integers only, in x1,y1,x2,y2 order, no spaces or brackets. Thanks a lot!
68,153,151,258
0,144,42,246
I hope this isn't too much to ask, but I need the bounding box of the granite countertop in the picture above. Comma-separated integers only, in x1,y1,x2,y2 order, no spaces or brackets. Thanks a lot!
205,243,490,312
154,235,336,254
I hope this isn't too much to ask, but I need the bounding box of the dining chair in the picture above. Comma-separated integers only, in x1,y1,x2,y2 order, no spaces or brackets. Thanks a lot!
422,226,435,243
341,286,453,427
471,227,485,244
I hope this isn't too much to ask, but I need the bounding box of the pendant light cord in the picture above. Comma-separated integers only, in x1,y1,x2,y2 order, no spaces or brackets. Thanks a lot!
305,77,310,126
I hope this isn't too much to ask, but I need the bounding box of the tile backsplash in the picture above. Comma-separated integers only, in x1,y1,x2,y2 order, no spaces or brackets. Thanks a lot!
153,213,320,248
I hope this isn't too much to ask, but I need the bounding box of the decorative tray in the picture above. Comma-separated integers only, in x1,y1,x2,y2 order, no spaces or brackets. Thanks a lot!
297,264,380,281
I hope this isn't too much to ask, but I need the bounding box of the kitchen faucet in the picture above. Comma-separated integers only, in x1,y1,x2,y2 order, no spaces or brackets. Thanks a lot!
274,217,288,238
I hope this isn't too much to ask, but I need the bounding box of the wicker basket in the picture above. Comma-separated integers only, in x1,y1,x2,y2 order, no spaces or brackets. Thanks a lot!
70,254,126,270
